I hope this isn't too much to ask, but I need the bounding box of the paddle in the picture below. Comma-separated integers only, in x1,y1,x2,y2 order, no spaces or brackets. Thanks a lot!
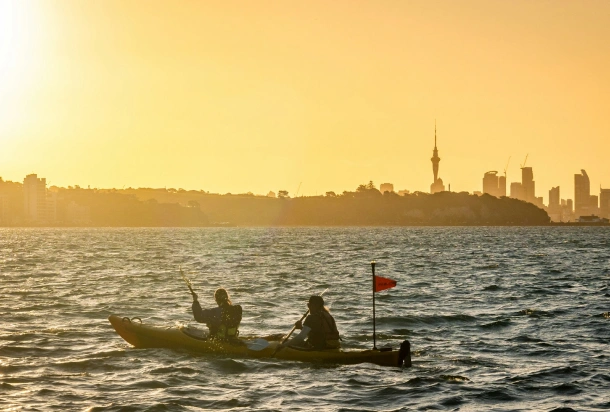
273,288,329,354
179,266,197,300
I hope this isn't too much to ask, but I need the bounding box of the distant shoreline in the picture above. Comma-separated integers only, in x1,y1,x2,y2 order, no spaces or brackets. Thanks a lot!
1,223,608,228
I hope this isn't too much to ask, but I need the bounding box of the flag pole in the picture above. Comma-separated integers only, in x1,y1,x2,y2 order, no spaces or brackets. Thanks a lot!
371,260,377,350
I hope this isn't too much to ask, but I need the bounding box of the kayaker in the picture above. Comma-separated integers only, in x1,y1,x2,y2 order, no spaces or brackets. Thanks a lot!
191,288,242,341
283,295,341,350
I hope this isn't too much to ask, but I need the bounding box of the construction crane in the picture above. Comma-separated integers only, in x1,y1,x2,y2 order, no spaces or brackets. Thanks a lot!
504,156,511,178
295,182,302,197
520,154,528,169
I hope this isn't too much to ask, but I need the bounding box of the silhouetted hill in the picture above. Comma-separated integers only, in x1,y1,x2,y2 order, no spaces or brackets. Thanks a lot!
0,180,551,226
121,185,550,226
60,188,209,226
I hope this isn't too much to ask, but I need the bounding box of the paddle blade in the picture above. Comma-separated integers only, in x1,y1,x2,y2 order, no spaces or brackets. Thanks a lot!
374,275,397,292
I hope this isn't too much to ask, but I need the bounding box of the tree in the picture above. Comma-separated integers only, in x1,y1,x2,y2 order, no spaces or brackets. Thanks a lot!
356,181,381,197
325,191,337,197
278,190,289,199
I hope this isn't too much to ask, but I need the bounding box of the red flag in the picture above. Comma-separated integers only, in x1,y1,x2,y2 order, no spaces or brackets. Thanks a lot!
374,275,397,292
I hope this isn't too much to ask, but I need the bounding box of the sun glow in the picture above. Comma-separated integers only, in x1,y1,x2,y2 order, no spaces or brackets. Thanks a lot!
0,0,44,135
1,1,33,85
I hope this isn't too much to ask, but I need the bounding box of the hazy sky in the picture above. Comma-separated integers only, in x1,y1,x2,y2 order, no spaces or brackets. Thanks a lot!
1,0,608,202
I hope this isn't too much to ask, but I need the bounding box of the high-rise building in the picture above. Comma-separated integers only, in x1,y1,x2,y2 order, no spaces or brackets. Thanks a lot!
548,187,560,208
521,167,535,204
23,174,56,223
547,186,561,221
574,170,591,218
380,183,394,194
498,175,507,197
600,188,610,219
483,171,500,197
23,174,47,222
510,182,524,201
590,195,599,215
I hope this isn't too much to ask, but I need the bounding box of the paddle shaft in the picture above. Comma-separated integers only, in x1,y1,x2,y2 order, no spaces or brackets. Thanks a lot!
279,309,309,345
179,267,197,299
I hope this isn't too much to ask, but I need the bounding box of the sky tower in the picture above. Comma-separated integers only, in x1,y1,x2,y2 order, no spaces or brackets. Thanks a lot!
431,122,440,181
430,121,445,193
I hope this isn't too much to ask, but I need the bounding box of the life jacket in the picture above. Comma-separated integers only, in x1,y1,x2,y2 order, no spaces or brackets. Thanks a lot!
306,311,341,349
213,304,242,340
320,311,341,349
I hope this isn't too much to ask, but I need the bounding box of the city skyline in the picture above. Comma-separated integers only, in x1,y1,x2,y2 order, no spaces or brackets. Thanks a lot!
1,126,607,207
1,1,608,201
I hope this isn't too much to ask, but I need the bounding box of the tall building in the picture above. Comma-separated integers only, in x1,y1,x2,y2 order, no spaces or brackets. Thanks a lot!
600,188,610,219
483,171,500,197
521,167,535,204
574,170,590,218
498,175,507,197
547,186,561,221
430,122,445,194
23,174,56,223
590,195,599,215
548,186,560,209
510,182,524,201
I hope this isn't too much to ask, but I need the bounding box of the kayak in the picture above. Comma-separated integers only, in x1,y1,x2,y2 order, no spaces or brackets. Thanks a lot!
108,315,412,368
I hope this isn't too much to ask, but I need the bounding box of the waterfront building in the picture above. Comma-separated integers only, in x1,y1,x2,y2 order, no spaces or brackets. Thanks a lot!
600,188,610,219
547,186,561,222
558,198,575,222
380,183,394,194
430,122,445,194
589,195,599,216
0,193,6,224
574,170,591,218
23,174,57,224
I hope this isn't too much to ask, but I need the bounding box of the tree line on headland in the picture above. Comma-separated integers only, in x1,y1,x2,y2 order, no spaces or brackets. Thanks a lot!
0,179,551,226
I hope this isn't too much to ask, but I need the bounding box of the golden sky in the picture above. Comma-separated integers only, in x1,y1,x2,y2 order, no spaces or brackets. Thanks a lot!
1,0,608,202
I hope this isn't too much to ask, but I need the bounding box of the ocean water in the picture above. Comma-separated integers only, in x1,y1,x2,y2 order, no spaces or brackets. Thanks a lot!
1,227,609,411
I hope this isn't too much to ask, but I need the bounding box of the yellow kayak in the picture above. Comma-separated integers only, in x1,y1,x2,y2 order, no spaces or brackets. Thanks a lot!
108,315,411,368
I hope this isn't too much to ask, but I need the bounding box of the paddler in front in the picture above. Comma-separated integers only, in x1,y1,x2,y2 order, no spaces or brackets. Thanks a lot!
283,295,341,349
191,288,242,341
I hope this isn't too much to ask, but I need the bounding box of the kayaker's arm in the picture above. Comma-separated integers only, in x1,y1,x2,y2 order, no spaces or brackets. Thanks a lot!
192,301,221,325
283,325,311,347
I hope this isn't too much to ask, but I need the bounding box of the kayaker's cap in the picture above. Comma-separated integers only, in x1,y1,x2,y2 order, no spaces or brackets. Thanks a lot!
308,295,324,309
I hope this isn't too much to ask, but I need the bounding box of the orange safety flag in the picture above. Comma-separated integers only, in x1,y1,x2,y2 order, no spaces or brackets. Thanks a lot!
374,275,397,292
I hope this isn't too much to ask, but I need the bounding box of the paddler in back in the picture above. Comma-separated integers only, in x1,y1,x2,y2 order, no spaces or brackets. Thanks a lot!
191,288,242,341
283,295,341,350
